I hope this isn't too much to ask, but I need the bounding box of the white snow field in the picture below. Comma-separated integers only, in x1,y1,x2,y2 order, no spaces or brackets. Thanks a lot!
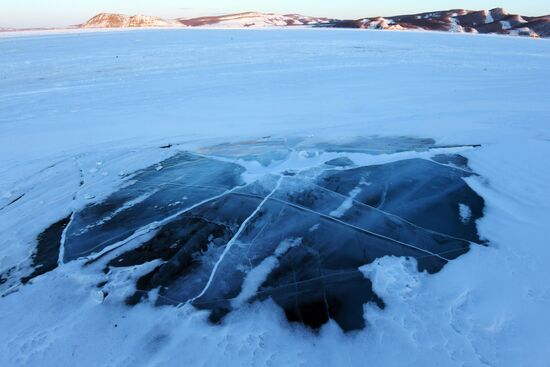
1,29,550,366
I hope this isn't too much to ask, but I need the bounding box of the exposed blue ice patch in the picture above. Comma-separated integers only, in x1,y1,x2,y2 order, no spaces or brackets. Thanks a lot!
63,152,245,261
18,137,485,332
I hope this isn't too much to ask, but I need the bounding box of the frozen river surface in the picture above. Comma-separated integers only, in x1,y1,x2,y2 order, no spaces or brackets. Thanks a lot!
0,29,549,366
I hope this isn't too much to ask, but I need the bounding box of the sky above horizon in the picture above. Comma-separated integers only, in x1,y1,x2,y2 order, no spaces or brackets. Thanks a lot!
1,0,549,28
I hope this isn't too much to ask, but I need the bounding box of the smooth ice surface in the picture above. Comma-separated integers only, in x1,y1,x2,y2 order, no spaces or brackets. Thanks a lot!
1,29,549,366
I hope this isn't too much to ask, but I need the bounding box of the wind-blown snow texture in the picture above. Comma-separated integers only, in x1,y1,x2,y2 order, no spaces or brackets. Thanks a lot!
0,29,550,366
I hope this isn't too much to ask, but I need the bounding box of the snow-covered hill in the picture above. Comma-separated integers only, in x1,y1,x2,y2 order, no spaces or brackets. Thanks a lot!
179,12,334,28
81,13,180,28
332,8,549,38
78,9,549,38
8,9,549,38
80,12,332,29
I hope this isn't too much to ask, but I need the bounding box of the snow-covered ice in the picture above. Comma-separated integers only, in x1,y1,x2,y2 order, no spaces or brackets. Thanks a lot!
0,28,549,366
459,203,473,224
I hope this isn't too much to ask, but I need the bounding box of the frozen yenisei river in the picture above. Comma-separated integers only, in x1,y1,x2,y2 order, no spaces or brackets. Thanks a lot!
0,29,549,366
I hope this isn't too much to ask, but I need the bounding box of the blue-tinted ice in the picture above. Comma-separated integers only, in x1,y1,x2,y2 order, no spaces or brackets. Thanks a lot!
63,153,245,260
23,137,485,331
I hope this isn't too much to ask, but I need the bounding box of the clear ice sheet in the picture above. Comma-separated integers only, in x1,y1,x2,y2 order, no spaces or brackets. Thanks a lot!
17,137,486,332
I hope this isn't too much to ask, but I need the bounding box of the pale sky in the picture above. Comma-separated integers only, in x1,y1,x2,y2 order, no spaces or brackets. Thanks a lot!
1,0,548,28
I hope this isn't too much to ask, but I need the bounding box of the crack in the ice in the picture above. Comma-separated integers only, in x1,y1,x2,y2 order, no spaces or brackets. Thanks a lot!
428,158,476,175
126,182,230,192
57,211,75,266
307,181,476,245
0,194,24,211
56,156,88,265
82,183,251,264
0,156,78,214
310,244,331,322
377,183,389,208
191,269,365,307
243,203,286,269
267,195,452,261
190,176,284,303
225,191,452,261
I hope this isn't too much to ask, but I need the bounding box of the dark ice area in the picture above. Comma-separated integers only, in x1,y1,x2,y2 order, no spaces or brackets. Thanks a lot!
22,137,485,331
317,158,484,243
21,215,71,284
63,153,245,261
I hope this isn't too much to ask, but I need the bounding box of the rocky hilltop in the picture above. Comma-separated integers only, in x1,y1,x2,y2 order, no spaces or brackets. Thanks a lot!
331,8,549,38
81,13,178,28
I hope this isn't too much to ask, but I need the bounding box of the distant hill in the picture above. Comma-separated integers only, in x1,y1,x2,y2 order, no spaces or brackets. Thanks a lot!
75,8,550,38
81,13,179,28
178,12,335,27
330,8,549,38
81,12,334,29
